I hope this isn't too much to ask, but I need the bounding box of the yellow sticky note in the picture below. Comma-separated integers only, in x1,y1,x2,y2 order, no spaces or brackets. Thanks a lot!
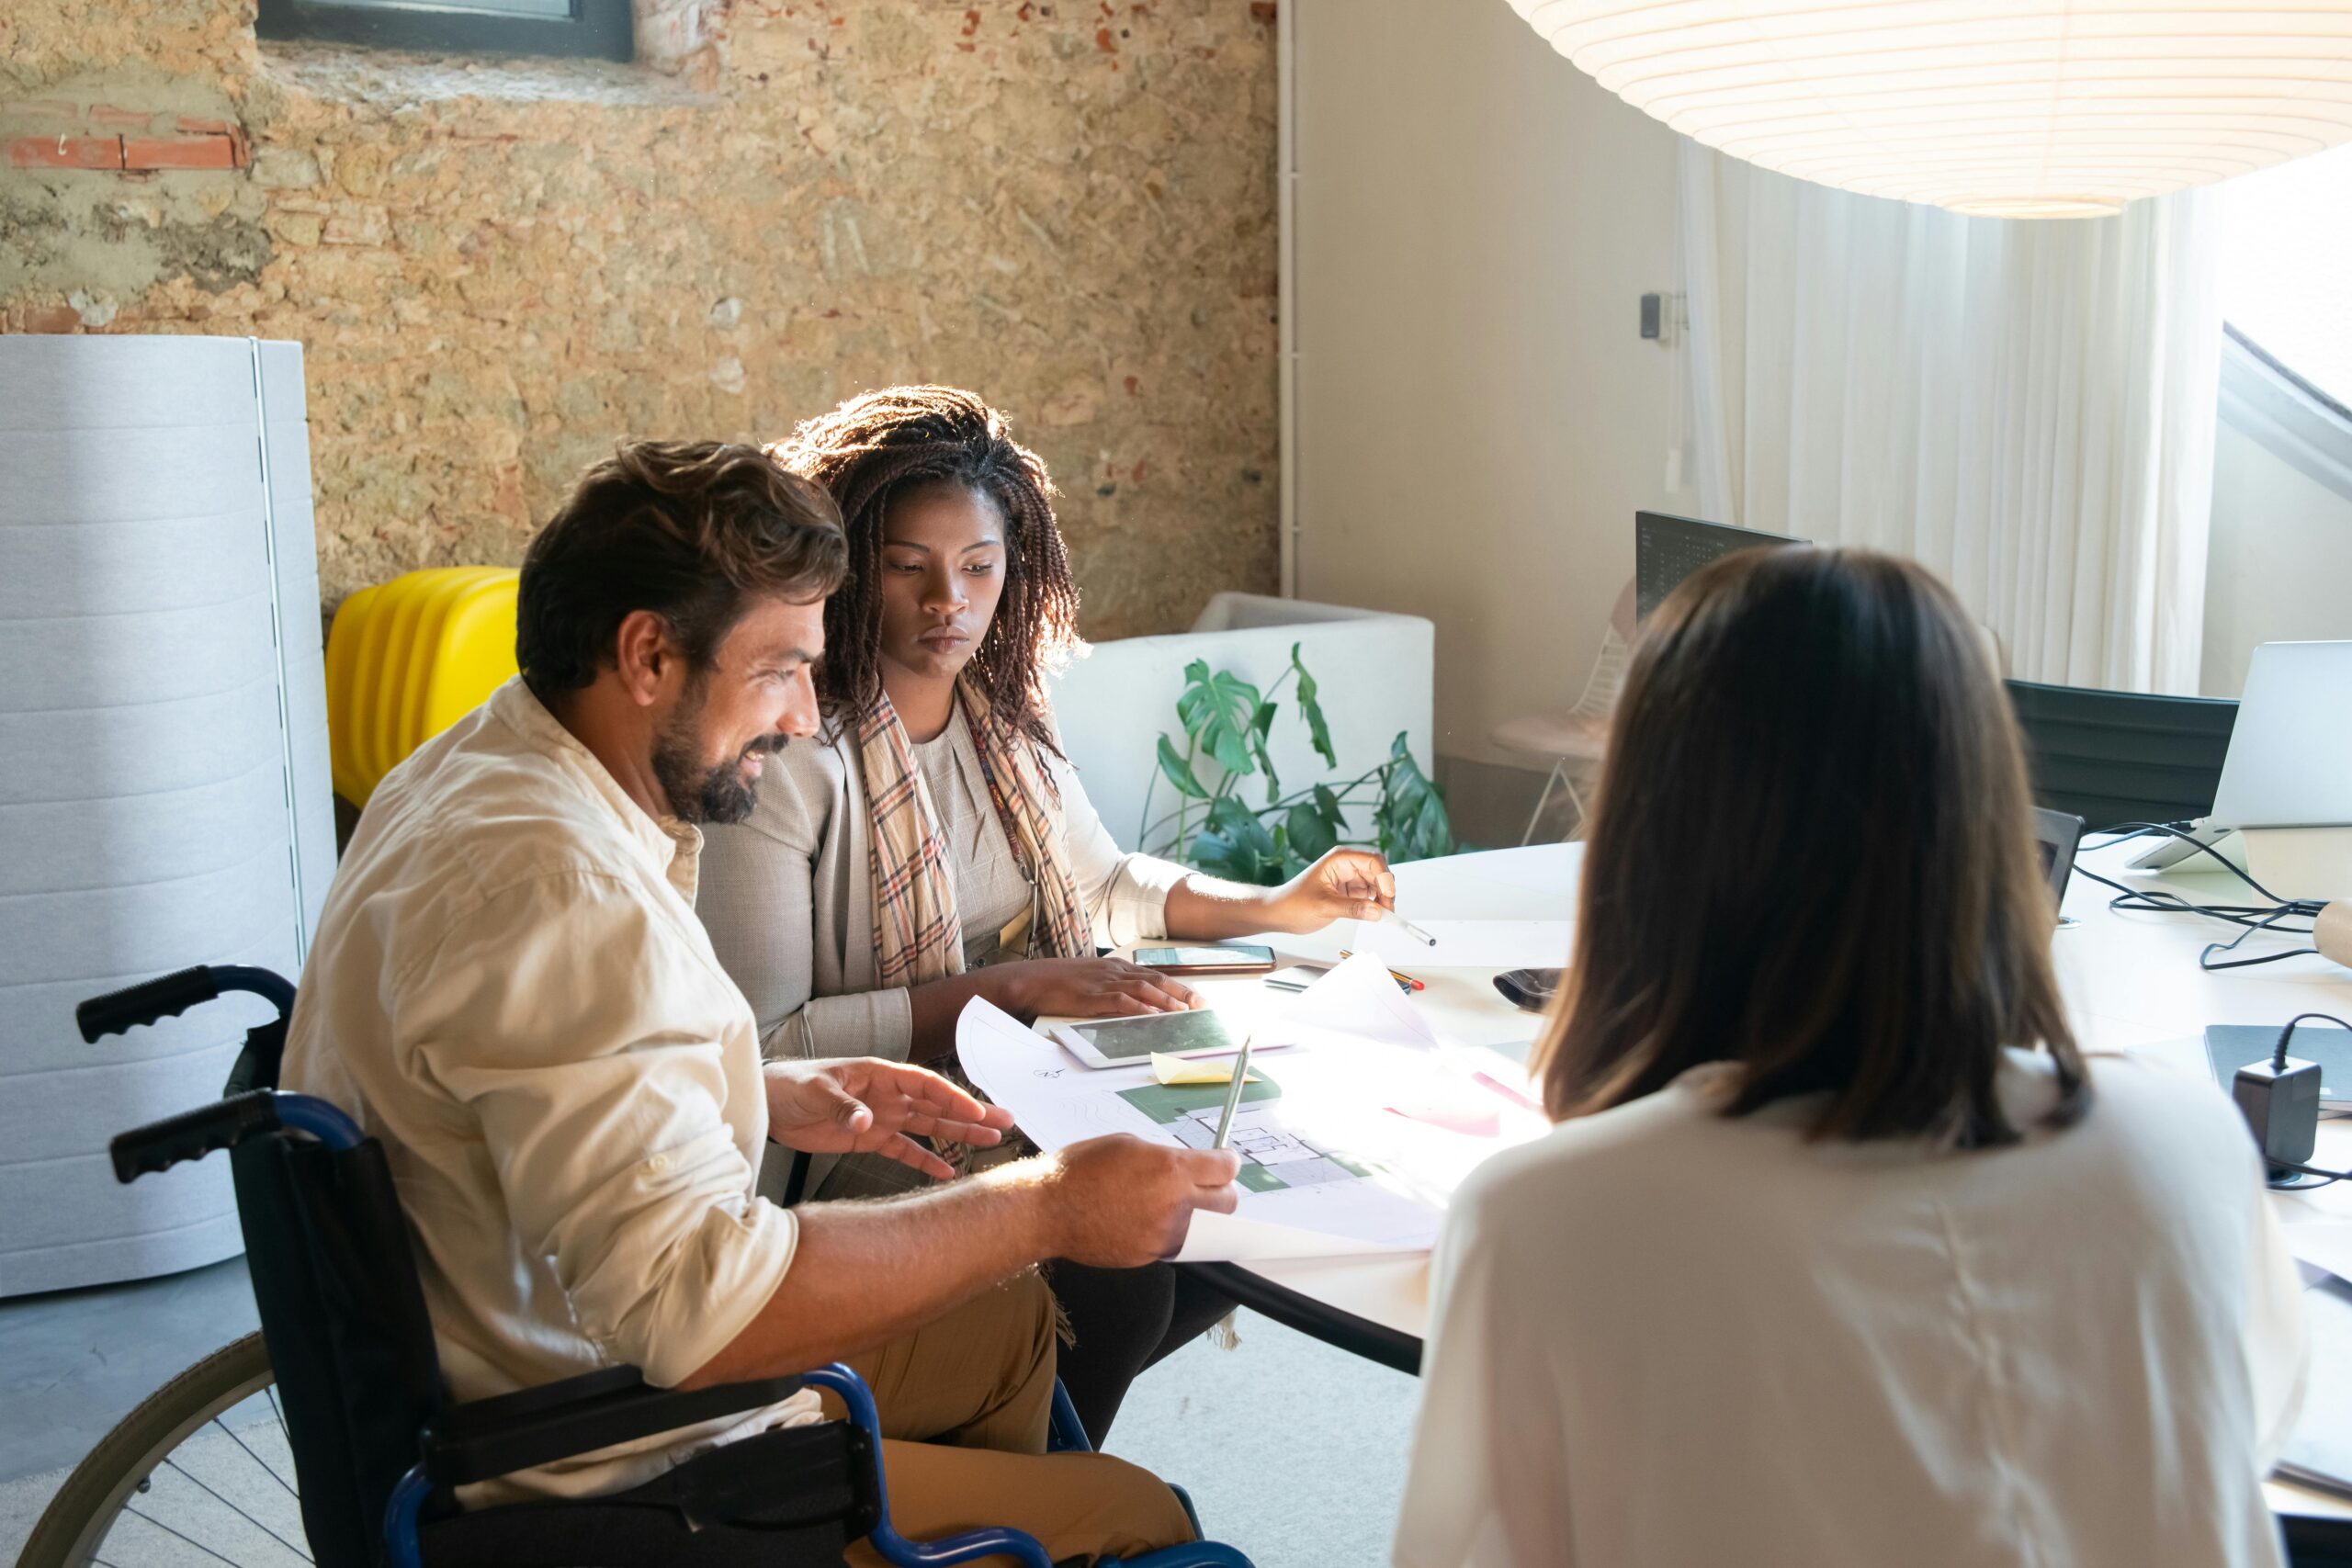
1151,1053,1261,1087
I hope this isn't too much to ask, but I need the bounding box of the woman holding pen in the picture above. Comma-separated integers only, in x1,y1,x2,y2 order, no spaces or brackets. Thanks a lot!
695,386,1396,1440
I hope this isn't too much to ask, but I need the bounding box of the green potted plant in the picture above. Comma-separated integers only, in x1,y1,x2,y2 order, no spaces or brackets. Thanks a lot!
1137,643,1453,885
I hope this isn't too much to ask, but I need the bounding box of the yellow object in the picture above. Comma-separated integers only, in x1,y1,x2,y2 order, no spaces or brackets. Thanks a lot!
1151,1053,1261,1088
326,567,521,807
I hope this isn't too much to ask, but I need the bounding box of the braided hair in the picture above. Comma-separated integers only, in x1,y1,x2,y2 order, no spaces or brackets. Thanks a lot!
770,386,1082,751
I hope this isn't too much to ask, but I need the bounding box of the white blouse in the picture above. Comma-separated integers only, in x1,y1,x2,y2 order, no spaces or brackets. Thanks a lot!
912,705,1038,964
1394,1051,2307,1568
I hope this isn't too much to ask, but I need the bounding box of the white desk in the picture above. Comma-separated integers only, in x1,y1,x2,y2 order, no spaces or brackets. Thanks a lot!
1159,838,2352,1524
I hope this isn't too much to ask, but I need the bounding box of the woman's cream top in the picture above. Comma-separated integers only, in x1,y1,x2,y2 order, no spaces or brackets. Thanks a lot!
1394,1050,2307,1568
697,705,1190,1066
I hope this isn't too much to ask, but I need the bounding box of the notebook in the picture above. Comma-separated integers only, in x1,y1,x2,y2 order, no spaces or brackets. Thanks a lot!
2204,1024,2352,1113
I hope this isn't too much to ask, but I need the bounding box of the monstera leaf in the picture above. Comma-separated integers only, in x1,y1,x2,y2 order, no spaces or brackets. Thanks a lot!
1175,660,1262,779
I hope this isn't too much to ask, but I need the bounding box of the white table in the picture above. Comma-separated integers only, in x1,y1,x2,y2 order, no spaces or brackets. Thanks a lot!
1158,838,2352,1526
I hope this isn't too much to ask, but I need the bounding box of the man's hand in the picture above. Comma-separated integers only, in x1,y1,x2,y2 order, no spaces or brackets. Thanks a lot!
991,956,1203,1020
1254,847,1397,934
1030,1134,1241,1267
763,1058,1015,1181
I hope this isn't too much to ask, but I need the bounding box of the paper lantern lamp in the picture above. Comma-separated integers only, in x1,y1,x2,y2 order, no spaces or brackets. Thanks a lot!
1508,1,2352,217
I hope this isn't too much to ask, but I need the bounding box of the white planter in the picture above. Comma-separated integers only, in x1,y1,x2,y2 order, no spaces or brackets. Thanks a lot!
0,336,334,1295
1048,592,1435,856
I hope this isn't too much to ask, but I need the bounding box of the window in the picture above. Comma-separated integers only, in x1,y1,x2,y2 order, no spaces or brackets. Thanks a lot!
255,0,632,62
2221,140,2352,420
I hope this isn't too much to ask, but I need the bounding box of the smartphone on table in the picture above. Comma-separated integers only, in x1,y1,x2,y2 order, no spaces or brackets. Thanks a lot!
1045,1009,1248,1070
1131,944,1276,976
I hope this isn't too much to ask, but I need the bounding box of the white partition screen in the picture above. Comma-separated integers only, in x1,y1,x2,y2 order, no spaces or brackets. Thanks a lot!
0,335,335,1296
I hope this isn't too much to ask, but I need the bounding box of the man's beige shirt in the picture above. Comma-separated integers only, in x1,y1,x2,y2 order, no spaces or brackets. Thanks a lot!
282,677,818,1501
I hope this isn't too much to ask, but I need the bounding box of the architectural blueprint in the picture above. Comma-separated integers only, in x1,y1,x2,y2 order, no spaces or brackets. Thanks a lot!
956,955,1547,1262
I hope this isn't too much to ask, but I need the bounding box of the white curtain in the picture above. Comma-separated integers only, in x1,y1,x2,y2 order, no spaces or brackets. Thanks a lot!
1677,142,2223,694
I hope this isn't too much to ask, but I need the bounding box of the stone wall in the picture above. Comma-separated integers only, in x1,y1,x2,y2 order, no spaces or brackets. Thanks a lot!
0,0,1280,637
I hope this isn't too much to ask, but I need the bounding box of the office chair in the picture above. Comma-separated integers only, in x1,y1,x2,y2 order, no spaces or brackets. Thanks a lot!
1490,578,1637,844
2004,679,2238,829
74,965,1251,1568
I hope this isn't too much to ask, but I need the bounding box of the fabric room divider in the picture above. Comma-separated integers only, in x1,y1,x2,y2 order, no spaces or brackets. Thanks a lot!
0,335,335,1295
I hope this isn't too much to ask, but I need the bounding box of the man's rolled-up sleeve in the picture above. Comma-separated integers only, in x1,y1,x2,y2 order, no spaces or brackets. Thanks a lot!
407,871,796,1388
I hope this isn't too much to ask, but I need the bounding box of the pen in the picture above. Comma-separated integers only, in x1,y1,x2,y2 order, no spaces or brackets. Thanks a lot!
1340,950,1424,992
1385,909,1438,947
1212,1035,1256,1150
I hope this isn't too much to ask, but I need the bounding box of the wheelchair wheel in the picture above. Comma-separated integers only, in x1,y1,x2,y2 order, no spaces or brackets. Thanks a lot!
18,1331,309,1568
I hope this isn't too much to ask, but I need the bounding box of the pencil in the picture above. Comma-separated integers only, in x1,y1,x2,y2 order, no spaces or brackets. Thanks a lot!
1212,1035,1255,1150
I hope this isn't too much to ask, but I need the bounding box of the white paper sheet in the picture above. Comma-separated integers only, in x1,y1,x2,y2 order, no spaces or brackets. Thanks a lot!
956,976,1547,1264
2283,1219,2352,1286
1174,1211,1424,1263
1346,917,1575,970
1272,952,1441,1051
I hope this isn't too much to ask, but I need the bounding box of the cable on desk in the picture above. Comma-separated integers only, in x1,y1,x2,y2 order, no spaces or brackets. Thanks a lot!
2080,820,2304,899
2265,1161,2346,1192
2076,822,2324,972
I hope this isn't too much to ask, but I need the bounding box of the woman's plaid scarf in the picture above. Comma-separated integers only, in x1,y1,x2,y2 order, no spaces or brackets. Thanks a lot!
858,678,1092,988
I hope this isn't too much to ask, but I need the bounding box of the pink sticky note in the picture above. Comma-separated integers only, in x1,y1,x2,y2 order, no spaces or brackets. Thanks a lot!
1383,1100,1503,1138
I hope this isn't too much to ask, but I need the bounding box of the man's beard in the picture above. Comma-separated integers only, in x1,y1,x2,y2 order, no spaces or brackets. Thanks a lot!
650,679,790,826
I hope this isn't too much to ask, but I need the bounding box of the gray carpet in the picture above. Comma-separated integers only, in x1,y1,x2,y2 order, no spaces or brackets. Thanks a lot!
1107,1314,1420,1566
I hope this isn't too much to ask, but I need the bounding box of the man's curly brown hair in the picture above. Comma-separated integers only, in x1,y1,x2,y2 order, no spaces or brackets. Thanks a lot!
516,439,845,701
769,387,1081,750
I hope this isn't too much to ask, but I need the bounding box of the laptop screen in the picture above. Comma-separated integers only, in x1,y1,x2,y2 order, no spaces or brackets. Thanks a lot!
2210,641,2352,829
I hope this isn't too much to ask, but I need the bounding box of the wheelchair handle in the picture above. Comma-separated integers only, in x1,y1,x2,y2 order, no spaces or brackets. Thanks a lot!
110,1090,283,1183
78,966,218,1041
110,1089,364,1183
77,964,298,1043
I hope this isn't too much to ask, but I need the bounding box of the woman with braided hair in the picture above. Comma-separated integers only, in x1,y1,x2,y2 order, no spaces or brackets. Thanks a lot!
698,385,1397,1441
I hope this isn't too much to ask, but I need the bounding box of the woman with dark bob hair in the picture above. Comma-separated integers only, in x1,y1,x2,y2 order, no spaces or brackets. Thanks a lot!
697,386,1398,1440
1394,547,2303,1568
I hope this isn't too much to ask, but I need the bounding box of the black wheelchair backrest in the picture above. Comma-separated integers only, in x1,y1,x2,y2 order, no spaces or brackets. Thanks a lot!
234,1131,449,1568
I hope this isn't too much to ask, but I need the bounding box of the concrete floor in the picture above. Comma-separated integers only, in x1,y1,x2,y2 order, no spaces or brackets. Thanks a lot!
0,1258,1419,1566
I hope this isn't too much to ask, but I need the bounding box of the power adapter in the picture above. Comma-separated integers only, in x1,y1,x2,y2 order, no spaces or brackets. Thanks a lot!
2232,1012,2352,1180
2234,1054,2321,1173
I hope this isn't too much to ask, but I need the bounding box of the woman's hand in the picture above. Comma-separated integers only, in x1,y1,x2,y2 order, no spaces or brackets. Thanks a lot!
991,956,1203,1021
764,1058,1015,1180
1253,847,1397,934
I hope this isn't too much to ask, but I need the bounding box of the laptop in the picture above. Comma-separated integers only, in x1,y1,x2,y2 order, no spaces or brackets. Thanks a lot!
2130,640,2352,872
2210,642,2352,831
2033,807,2084,911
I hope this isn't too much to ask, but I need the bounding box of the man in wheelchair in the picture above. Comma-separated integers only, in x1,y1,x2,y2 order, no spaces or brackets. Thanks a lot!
282,440,1241,1565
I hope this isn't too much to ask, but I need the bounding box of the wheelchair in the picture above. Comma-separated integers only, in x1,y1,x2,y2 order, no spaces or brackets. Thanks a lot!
21,965,1256,1568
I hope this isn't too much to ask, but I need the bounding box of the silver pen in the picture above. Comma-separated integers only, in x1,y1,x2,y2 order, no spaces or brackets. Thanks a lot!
1385,908,1437,947
1212,1035,1256,1150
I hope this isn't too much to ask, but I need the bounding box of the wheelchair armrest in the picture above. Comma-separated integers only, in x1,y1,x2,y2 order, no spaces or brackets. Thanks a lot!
422,1365,808,1488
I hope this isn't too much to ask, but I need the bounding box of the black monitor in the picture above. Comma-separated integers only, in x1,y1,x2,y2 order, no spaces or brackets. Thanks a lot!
1634,511,1807,622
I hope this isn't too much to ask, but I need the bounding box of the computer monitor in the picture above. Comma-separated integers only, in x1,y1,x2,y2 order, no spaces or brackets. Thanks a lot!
2210,641,2352,829
1634,511,1808,621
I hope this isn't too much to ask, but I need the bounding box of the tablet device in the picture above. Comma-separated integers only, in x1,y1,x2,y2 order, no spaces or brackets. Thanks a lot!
1045,1010,1244,1070
2207,1023,2352,1112
1133,944,1276,975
